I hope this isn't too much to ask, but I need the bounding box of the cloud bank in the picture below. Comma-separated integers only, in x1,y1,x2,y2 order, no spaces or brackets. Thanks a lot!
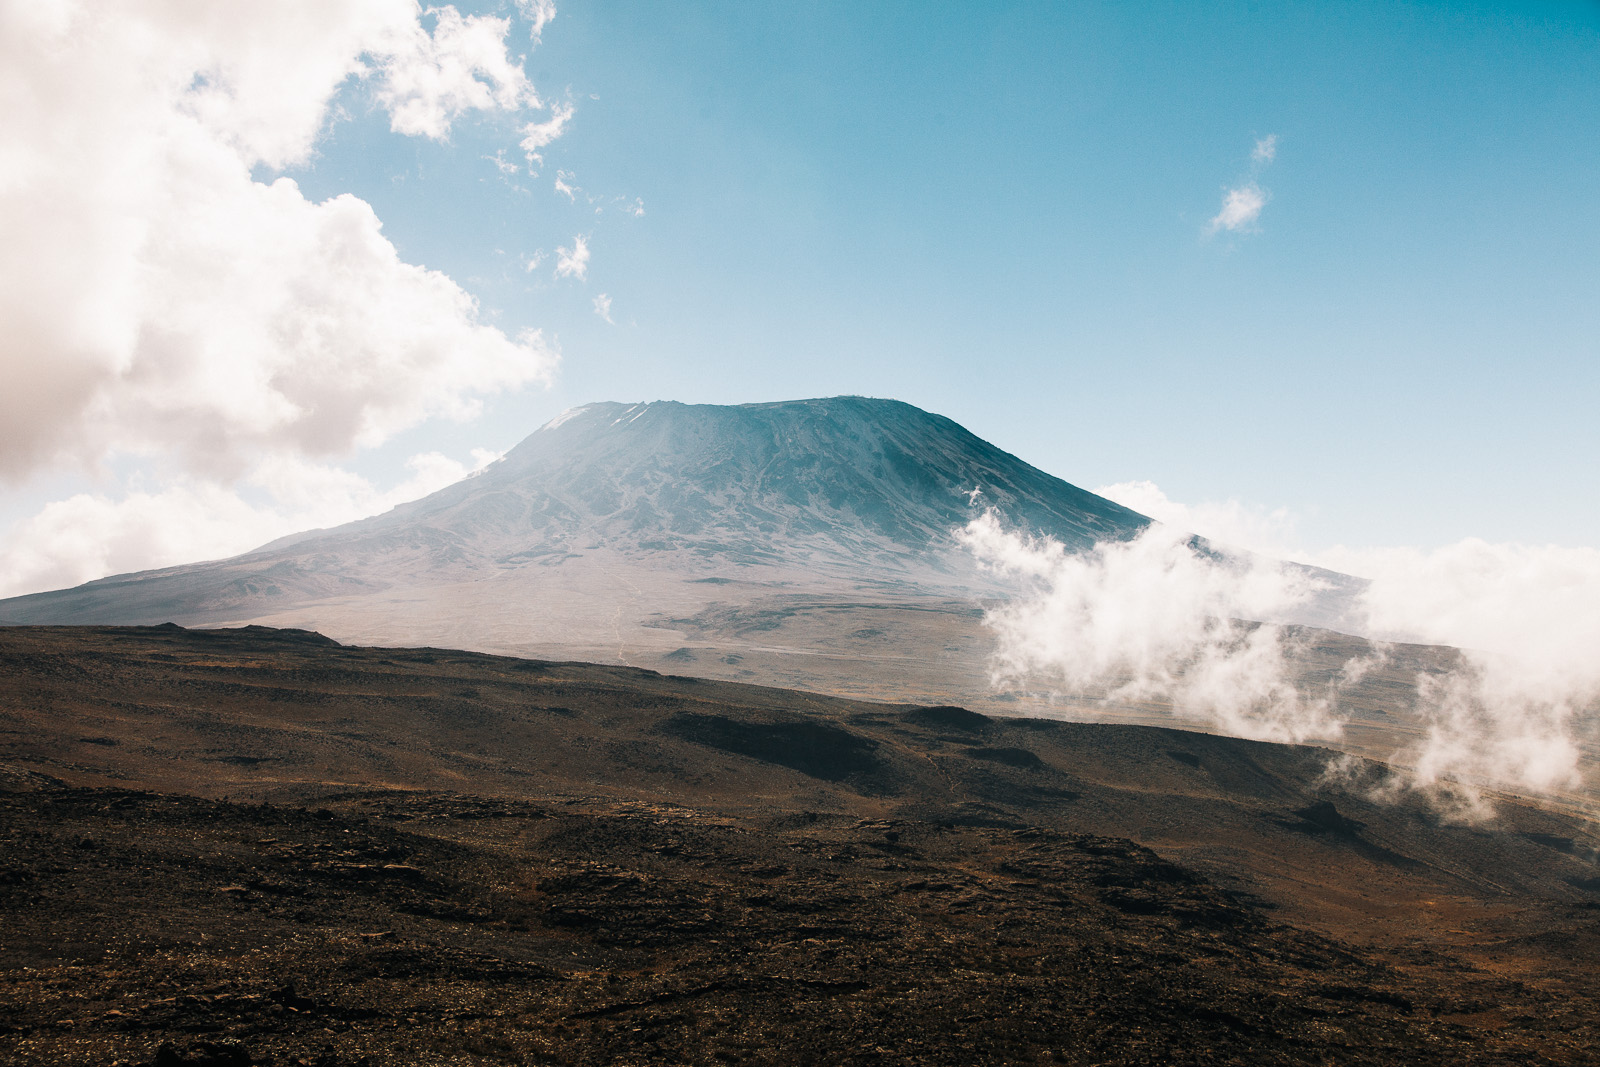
960,513,1348,745
964,491,1600,807
0,0,567,596
1325,539,1600,801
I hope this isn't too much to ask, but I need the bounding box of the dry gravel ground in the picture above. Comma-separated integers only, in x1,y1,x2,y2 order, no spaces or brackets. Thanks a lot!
0,625,1597,1066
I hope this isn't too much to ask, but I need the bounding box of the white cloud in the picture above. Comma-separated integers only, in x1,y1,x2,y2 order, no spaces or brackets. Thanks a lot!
555,234,590,279
1205,135,1277,236
0,0,560,483
960,512,1344,745
1207,183,1267,234
375,6,534,139
1094,480,1300,558
1319,539,1600,799
972,483,1600,804
0,449,493,599
518,0,557,41
554,170,578,200
521,101,574,171
0,484,282,598
593,293,614,323
0,0,564,595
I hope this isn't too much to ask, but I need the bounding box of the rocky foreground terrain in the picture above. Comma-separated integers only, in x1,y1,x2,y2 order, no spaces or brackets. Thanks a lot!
1,625,1598,1065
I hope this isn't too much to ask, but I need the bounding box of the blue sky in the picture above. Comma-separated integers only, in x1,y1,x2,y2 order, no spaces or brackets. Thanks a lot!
321,0,1600,548
2,0,1597,596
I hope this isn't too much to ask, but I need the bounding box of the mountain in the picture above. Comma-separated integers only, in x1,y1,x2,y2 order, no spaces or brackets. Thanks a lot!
321,396,1151,570
0,397,1148,629
0,396,1389,748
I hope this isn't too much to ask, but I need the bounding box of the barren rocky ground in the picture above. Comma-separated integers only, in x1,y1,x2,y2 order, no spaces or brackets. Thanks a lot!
1,625,1597,1065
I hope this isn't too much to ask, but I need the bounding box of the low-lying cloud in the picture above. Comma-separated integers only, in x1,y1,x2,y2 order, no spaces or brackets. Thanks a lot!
1093,480,1300,559
1324,539,1600,803
0,450,499,599
963,492,1600,809
959,513,1351,746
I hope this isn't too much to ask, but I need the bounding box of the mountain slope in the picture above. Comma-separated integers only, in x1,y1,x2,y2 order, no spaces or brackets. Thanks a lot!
0,397,1149,626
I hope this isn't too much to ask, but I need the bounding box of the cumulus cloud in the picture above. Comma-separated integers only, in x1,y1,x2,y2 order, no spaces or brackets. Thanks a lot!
376,6,534,139
966,486,1600,806
555,235,590,279
0,0,562,482
960,512,1347,745
1207,184,1267,234
593,293,614,323
1252,134,1278,164
0,0,566,596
